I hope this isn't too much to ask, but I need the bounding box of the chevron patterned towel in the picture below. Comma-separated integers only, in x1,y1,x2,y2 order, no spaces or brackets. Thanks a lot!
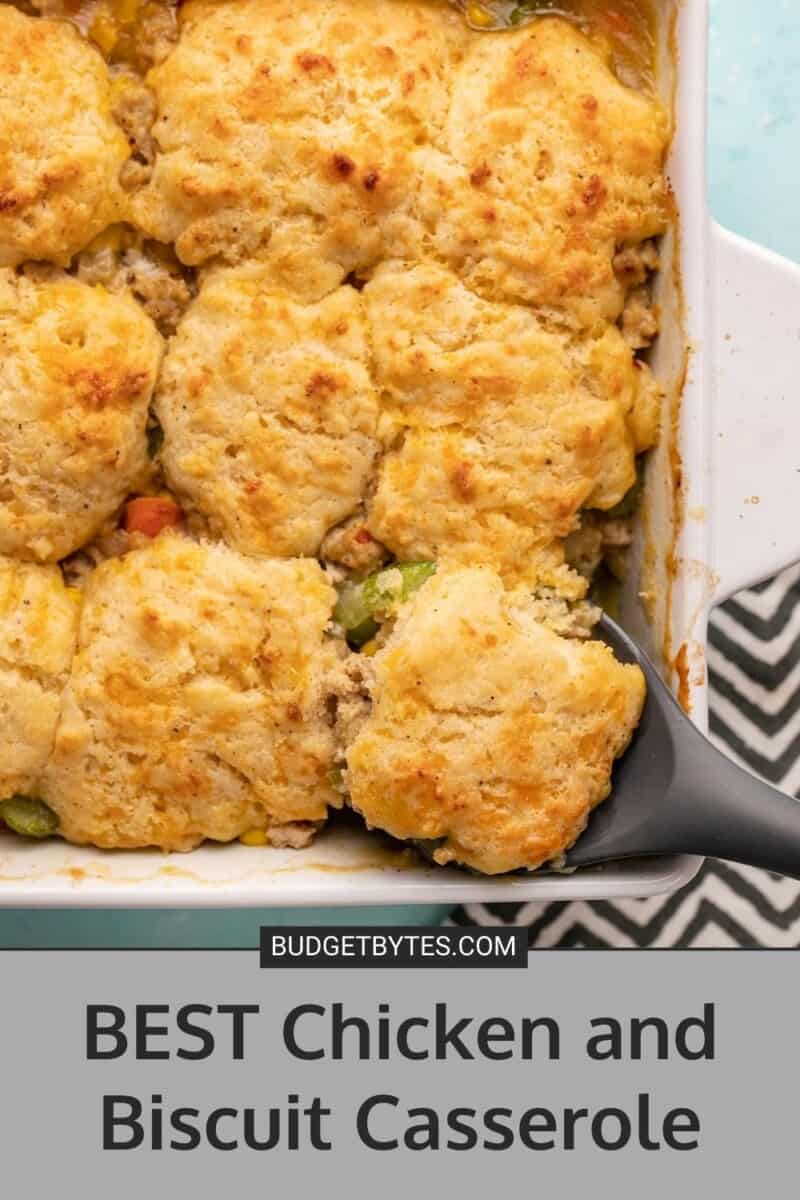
449,567,800,947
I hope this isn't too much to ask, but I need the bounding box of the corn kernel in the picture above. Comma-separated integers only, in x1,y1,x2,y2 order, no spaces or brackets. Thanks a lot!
466,2,495,28
89,10,119,55
239,829,268,847
361,638,380,657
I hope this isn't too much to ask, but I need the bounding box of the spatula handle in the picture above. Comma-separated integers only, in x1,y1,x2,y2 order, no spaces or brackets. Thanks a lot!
656,726,800,880
576,613,800,880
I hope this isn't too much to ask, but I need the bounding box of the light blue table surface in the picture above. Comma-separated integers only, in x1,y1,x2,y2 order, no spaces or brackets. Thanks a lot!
1,2,798,947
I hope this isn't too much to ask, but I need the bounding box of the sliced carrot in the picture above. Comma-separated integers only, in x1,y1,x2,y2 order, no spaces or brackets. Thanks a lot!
124,496,184,538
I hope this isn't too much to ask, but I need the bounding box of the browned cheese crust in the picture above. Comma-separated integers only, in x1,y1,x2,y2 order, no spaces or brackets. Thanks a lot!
0,270,162,562
133,5,668,329
345,567,646,875
0,1,668,869
0,7,129,267
419,16,671,327
133,0,470,272
0,556,80,799
364,262,660,585
41,536,342,850
156,263,380,558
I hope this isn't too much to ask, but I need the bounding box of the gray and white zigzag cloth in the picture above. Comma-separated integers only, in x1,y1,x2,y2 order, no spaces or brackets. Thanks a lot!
449,566,800,947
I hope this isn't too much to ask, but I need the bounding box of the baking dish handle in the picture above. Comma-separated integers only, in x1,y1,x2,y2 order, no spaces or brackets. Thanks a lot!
712,222,800,602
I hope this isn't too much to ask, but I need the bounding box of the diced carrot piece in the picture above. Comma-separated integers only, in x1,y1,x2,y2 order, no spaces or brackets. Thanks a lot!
124,496,184,538
602,9,632,34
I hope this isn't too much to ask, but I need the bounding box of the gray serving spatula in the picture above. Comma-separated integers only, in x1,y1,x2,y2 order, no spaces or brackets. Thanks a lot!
564,615,800,880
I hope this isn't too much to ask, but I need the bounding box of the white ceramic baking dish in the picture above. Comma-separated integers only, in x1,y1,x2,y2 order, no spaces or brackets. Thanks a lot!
2,0,799,908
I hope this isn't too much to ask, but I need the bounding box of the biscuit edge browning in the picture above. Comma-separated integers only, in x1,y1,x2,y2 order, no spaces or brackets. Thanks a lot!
0,1,667,871
343,566,646,876
362,262,659,585
40,534,341,851
0,270,163,563
131,0,471,269
155,263,381,559
0,556,80,803
0,7,129,267
422,15,672,324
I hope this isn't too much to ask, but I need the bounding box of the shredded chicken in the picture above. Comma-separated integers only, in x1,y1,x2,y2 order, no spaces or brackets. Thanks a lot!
613,238,660,288
267,821,321,849
327,652,375,756
566,513,636,583
321,513,389,574
601,519,635,548
565,521,605,581
521,590,602,640
133,1,179,69
622,285,660,349
76,235,194,335
61,525,132,587
113,76,157,190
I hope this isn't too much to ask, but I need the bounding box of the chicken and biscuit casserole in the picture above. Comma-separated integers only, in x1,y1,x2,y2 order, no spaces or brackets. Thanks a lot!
0,0,670,874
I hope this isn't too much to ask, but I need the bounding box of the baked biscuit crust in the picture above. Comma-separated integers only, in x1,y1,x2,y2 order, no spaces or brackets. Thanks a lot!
133,0,470,271
0,556,79,800
0,2,667,868
420,17,670,326
345,567,646,875
364,263,659,583
0,8,129,267
0,270,163,563
42,536,341,850
156,264,380,558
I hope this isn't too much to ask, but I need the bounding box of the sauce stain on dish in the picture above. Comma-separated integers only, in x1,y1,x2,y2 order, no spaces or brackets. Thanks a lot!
673,640,706,715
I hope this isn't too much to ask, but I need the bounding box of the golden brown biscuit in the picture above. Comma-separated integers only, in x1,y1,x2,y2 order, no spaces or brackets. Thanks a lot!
41,535,341,850
345,566,645,875
0,270,163,563
364,263,659,583
0,556,80,800
133,0,469,270
0,8,129,267
419,17,671,326
0,1,665,867
157,264,380,558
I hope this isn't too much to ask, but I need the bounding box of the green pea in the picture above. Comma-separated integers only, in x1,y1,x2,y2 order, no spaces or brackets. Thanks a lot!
0,796,59,839
333,561,437,648
333,582,380,647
